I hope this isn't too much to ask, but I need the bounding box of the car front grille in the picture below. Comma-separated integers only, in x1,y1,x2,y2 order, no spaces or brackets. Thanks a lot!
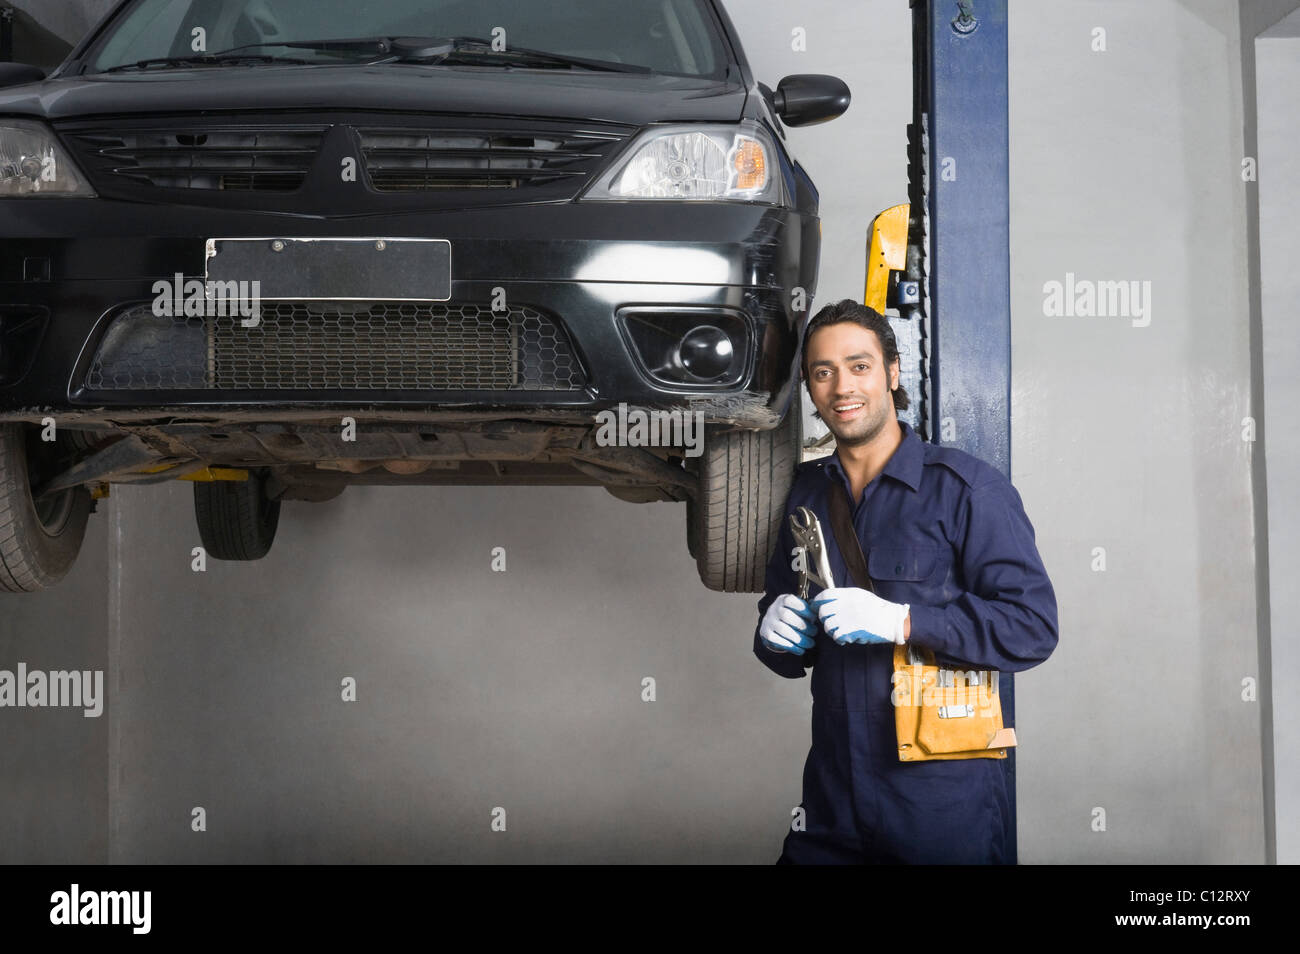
59,117,633,199
83,301,587,392
64,126,327,192
358,127,626,192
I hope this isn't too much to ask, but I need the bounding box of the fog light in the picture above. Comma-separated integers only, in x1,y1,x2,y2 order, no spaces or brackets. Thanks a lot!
618,308,749,388
677,325,734,380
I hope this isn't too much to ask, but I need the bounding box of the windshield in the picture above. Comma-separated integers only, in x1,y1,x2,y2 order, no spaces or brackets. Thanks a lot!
84,0,730,77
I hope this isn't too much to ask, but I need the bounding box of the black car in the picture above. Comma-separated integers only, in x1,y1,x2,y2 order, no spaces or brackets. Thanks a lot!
0,0,848,593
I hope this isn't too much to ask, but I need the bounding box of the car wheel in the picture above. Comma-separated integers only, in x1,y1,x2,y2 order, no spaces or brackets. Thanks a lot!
193,469,281,561
691,402,802,593
0,423,93,593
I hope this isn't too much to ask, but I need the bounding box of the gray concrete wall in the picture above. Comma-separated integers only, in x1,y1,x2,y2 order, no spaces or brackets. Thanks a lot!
1,0,1291,864
1256,11,1300,865
104,481,811,862
6,0,117,45
0,514,109,864
1006,0,1271,864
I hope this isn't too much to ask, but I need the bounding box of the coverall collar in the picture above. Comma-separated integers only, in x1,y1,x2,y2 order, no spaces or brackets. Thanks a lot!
822,418,923,497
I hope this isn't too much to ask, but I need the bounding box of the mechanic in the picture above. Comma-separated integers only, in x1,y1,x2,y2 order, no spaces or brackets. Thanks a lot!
754,298,1059,864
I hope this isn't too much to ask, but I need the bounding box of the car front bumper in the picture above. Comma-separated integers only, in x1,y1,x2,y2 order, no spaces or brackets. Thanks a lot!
0,198,818,430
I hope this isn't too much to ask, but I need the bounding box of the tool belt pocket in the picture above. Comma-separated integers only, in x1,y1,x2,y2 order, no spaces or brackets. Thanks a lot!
892,644,1015,762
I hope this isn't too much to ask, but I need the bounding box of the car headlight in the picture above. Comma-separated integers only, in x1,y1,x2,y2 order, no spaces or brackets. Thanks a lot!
582,122,786,204
0,120,95,197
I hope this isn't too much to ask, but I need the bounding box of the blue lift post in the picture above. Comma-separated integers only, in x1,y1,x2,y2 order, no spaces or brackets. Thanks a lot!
906,0,1016,861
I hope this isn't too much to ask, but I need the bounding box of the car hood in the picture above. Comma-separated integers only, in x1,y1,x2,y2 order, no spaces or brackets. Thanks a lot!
0,64,749,126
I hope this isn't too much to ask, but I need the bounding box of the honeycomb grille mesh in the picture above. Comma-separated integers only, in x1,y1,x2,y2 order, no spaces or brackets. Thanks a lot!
84,302,585,392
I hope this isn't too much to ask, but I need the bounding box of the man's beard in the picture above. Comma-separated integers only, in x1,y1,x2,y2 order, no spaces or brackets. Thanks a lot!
823,388,892,448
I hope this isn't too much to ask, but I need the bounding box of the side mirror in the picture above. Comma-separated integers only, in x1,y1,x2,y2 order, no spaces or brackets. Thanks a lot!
772,74,850,127
0,63,47,89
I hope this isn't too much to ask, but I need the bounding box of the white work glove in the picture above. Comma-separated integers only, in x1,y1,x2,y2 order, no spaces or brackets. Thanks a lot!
812,587,910,645
759,594,818,655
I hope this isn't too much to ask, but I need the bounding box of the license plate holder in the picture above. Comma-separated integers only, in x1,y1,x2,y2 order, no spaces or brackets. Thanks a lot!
204,237,451,301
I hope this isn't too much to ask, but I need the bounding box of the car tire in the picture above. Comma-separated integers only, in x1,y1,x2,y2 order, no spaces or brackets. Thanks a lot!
691,401,802,593
193,469,281,561
0,423,93,593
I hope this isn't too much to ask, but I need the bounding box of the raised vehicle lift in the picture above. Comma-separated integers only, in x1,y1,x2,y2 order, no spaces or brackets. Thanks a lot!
866,0,1017,861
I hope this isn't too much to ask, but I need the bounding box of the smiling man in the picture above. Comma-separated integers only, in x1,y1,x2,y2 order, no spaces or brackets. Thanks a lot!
753,298,1059,864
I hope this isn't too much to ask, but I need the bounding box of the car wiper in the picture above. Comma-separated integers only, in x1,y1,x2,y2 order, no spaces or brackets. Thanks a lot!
102,53,311,73
207,36,395,58
101,37,392,71
370,36,651,73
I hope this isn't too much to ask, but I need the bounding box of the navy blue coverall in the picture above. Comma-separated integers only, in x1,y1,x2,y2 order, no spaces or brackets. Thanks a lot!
754,420,1058,864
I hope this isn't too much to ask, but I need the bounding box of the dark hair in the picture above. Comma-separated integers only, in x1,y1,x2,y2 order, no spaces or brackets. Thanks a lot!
800,299,910,412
